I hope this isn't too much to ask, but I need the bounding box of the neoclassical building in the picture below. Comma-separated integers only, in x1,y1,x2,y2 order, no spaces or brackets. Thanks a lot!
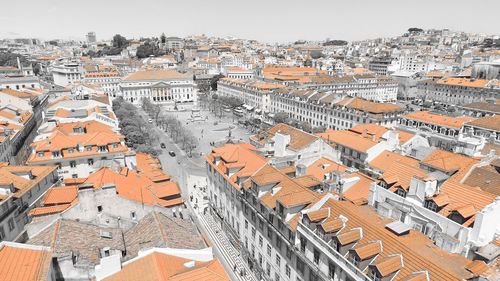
119,70,197,105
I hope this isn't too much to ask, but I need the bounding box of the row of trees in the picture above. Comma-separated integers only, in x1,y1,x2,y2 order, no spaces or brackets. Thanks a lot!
85,34,129,58
141,98,199,157
112,97,160,156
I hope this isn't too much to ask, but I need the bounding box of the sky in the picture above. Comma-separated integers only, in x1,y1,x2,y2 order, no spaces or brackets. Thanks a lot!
1,0,499,43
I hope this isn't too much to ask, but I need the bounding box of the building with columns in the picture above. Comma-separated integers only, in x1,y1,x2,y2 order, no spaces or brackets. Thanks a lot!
119,70,197,105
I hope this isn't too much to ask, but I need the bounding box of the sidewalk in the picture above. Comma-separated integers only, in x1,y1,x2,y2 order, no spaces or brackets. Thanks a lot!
186,175,257,281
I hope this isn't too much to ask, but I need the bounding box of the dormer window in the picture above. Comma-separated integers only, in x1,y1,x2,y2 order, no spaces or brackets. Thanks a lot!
368,268,381,281
424,200,438,212
68,148,74,153
98,146,107,152
37,152,44,157
112,143,118,148
379,181,388,189
350,253,360,267
52,151,61,158
85,146,92,151
396,188,407,198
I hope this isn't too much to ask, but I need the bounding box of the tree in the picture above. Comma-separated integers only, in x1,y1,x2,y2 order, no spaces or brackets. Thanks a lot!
112,34,128,49
210,74,225,91
135,144,160,156
273,112,289,124
408,27,423,34
300,121,312,133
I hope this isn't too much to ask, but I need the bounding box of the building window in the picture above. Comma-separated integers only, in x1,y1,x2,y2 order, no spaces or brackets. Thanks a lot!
71,174,78,178
131,211,136,219
275,273,280,281
313,248,320,265
266,262,271,276
258,253,263,266
259,235,263,247
350,253,360,267
267,245,271,256
396,188,407,198
8,218,15,231
328,262,336,278
296,258,304,274
245,220,248,229
276,255,281,267
424,200,438,212
285,264,291,277
70,161,77,168
368,268,381,281
88,159,94,165
0,226,5,240
37,152,44,157
97,205,103,213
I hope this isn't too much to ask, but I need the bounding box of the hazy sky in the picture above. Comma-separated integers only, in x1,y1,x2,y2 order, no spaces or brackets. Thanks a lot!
1,0,499,42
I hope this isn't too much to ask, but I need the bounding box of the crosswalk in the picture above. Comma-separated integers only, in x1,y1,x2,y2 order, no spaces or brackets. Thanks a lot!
198,213,257,281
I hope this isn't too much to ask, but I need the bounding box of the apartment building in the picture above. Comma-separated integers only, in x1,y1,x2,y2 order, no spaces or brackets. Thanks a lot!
218,78,403,130
0,162,58,242
0,104,36,164
0,75,41,90
463,115,500,144
250,123,340,166
260,67,398,102
51,60,85,87
317,129,396,172
234,161,494,281
27,121,136,179
43,95,118,129
368,56,392,75
120,70,197,105
368,154,500,257
206,143,268,245
399,111,489,155
84,71,122,96
416,77,500,105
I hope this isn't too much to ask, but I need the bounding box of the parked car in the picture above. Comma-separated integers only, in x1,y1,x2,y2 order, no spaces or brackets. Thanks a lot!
169,151,176,157
160,143,166,149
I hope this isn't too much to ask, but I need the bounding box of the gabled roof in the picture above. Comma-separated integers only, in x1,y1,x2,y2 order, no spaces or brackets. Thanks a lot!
104,251,229,281
124,212,206,259
317,130,378,153
28,219,125,266
421,149,478,174
0,242,52,281
251,123,319,151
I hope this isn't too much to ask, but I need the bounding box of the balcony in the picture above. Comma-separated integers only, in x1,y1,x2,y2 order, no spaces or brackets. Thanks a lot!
297,221,371,281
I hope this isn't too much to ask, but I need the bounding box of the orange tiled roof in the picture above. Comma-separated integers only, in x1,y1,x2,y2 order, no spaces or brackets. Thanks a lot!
42,186,78,205
403,111,476,129
82,167,183,208
316,200,475,280
306,157,347,181
421,149,478,174
435,77,489,88
0,242,52,281
369,150,420,173
251,123,319,151
123,70,192,81
104,251,230,281
341,97,403,114
317,130,378,153
206,143,268,190
0,164,57,198
465,115,500,132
